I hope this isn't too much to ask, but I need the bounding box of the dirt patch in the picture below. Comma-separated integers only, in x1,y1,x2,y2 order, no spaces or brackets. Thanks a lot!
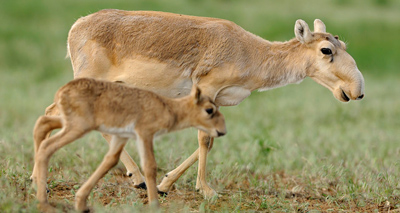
37,168,398,212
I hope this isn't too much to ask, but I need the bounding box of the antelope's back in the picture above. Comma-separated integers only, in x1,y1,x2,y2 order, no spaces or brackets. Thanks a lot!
67,10,261,99
69,9,253,71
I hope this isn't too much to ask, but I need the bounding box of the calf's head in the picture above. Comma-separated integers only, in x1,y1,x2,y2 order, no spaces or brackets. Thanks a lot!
295,19,365,102
187,86,227,138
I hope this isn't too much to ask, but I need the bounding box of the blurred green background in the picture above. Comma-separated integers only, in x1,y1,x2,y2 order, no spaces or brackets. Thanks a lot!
1,0,399,212
1,0,399,127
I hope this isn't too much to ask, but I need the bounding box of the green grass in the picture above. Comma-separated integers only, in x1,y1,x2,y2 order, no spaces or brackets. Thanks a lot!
1,0,399,212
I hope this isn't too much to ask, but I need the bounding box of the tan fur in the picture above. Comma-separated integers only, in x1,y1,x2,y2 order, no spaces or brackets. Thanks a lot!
31,78,226,212
49,9,365,198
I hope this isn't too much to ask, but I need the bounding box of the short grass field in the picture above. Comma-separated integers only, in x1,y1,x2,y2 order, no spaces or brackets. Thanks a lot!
1,0,399,212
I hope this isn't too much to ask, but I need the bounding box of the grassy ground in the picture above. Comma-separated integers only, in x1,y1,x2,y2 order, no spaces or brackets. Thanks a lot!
1,0,399,212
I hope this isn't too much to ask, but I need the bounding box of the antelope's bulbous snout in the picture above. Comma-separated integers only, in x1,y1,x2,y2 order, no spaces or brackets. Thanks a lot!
334,67,365,102
350,70,365,101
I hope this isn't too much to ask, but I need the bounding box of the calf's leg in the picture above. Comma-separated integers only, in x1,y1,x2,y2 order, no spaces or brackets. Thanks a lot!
31,116,62,182
75,136,128,211
36,126,86,212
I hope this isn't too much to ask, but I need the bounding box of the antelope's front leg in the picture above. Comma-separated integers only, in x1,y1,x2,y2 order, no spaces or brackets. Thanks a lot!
157,148,199,194
101,133,146,188
157,131,216,197
196,130,217,198
136,133,159,207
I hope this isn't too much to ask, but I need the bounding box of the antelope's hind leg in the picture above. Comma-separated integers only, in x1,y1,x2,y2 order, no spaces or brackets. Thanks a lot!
75,135,128,212
101,133,146,188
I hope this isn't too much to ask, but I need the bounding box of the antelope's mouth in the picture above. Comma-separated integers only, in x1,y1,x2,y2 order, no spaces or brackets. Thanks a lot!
341,90,350,102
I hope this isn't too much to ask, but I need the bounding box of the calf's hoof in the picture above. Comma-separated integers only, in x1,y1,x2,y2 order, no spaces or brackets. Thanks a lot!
75,200,90,213
158,190,168,197
38,202,56,213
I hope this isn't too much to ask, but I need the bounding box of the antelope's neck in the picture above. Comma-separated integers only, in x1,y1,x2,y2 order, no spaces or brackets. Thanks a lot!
249,39,310,92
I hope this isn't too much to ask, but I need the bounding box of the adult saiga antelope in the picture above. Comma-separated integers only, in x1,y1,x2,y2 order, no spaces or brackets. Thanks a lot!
44,9,365,198
32,78,226,211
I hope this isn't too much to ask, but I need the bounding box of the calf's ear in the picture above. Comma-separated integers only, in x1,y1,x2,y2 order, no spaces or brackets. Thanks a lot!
191,85,202,104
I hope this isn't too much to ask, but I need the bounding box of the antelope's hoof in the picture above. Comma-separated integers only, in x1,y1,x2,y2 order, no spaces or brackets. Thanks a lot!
197,187,218,200
135,182,147,190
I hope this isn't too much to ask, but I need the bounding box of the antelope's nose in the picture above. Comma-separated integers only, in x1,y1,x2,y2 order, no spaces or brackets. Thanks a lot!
357,94,364,100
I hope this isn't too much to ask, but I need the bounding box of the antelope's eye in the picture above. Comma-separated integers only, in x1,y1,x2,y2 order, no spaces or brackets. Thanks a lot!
205,108,213,115
321,48,332,55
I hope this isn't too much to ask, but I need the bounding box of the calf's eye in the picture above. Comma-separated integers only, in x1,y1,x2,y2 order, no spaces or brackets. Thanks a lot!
321,48,332,55
205,108,213,115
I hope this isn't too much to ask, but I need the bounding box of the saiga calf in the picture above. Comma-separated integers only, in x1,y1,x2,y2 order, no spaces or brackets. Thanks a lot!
31,78,226,212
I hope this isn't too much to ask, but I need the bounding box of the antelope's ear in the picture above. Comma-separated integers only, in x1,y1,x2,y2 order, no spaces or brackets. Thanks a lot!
314,19,326,33
295,19,313,44
191,85,202,104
